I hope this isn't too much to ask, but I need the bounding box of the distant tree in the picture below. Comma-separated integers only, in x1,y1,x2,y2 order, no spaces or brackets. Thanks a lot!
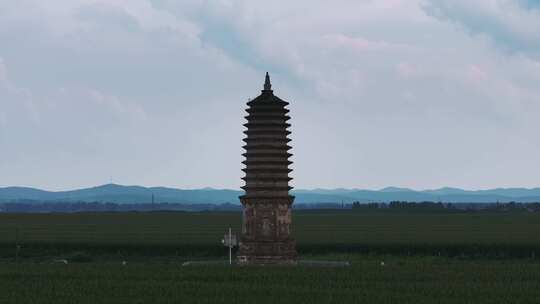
352,202,379,209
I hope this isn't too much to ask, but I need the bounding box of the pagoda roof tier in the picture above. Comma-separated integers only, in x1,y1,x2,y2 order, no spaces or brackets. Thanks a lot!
243,177,293,183
243,128,291,134
241,191,293,198
243,180,293,186
242,163,292,170
242,167,292,173
243,139,291,145
245,134,290,138
243,152,293,157
243,142,292,148
245,110,290,116
244,112,290,118
244,129,291,135
243,122,291,128
243,142,292,147
245,115,291,121
242,170,292,176
242,135,292,144
241,185,294,191
246,107,289,114
242,185,292,192
243,135,291,141
247,94,289,107
243,138,291,144
243,159,293,165
242,176,293,181
243,150,291,156
247,118,290,128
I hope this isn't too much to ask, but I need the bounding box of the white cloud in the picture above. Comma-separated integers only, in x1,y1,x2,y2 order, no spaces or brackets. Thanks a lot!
0,57,38,124
0,57,7,82
423,0,540,57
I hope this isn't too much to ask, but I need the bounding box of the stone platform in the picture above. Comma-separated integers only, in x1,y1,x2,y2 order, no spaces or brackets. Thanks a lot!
182,260,350,267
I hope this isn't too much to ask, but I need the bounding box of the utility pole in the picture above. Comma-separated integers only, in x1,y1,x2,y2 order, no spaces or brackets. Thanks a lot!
228,228,232,265
15,228,20,263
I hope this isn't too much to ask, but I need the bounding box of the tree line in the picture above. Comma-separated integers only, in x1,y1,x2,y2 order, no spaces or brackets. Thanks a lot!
351,201,540,212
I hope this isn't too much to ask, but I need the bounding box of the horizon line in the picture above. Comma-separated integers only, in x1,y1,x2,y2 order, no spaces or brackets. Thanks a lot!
2,183,540,193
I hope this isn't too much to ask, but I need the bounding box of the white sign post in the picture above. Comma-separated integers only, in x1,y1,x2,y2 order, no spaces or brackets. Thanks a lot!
221,228,237,265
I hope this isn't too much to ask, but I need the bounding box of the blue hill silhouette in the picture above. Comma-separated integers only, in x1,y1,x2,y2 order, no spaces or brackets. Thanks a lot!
1,184,540,204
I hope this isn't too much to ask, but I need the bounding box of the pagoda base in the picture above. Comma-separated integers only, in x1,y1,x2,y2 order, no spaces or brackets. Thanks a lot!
237,256,297,265
237,239,297,265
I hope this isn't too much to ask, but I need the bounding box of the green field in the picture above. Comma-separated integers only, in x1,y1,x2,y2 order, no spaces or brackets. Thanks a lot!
1,210,540,258
1,211,540,303
2,256,540,303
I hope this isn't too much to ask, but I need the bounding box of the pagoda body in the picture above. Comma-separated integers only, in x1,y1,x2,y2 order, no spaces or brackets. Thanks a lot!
237,73,297,264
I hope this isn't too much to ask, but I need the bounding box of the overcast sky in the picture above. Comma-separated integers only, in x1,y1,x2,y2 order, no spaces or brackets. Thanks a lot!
1,0,540,191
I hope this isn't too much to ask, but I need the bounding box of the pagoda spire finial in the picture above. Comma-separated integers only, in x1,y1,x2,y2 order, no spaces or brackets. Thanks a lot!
263,72,272,91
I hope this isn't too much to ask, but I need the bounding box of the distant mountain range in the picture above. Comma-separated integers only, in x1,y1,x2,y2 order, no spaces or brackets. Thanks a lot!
1,184,540,204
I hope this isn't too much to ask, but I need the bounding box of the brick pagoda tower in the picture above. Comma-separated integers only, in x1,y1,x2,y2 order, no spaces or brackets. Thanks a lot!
237,73,297,264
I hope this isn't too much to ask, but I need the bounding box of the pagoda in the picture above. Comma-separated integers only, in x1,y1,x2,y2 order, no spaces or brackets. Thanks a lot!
237,73,297,264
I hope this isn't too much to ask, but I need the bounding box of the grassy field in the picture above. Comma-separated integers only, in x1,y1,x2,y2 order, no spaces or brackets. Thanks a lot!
1,256,540,304
1,211,540,303
1,210,540,259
